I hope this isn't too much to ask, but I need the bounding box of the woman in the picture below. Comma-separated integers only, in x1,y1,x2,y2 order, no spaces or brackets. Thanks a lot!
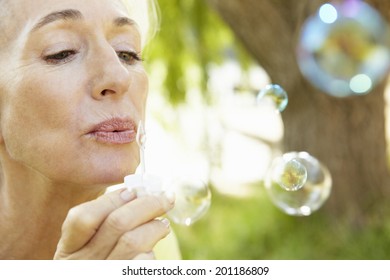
0,0,177,259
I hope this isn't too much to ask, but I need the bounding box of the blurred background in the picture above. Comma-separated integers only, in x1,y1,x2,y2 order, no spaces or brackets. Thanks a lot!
142,0,390,259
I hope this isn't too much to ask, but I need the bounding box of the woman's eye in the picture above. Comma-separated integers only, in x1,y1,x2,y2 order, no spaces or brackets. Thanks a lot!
117,51,142,65
44,50,76,64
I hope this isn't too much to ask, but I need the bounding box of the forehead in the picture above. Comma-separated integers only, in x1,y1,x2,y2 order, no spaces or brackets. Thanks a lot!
5,0,130,24
1,0,149,45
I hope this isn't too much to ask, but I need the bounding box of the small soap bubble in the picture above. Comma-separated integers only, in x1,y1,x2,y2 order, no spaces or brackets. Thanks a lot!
256,84,288,112
265,151,332,216
270,158,307,191
165,177,211,226
297,1,390,97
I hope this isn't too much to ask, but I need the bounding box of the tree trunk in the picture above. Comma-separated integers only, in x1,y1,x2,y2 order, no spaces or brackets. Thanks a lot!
207,0,390,223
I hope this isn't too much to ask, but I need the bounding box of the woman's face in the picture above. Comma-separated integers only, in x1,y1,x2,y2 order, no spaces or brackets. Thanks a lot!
0,0,148,186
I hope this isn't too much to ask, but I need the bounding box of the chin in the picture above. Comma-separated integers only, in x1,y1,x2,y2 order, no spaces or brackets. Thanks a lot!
101,164,138,185
77,151,139,186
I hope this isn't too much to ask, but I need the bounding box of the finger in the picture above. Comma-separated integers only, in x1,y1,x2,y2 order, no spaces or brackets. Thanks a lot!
55,188,136,256
133,252,156,260
84,193,174,258
107,218,171,260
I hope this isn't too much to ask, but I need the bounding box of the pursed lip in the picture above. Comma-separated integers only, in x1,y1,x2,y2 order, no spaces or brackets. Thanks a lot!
87,118,137,144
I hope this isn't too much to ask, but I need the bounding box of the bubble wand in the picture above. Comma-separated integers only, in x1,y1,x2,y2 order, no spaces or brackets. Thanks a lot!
124,121,161,195
136,120,146,176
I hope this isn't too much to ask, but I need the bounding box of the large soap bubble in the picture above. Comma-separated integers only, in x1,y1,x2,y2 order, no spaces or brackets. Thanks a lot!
165,176,211,226
265,151,332,216
297,1,390,97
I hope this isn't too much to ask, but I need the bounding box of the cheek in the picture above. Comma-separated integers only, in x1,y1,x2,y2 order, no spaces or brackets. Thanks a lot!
130,68,149,118
5,75,75,133
0,71,79,166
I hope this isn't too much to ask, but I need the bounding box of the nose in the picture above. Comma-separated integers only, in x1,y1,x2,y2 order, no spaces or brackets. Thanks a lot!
89,44,132,100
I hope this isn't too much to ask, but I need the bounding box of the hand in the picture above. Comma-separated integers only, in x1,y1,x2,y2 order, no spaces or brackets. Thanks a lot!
54,188,175,259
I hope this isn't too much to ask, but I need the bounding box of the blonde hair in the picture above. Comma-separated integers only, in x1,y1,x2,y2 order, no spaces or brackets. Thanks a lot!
122,0,160,48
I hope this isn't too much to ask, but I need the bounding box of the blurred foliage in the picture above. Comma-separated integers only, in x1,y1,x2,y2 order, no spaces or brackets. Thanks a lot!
144,0,253,105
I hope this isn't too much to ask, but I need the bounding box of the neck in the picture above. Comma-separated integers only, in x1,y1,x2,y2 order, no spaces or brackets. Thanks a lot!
0,158,107,259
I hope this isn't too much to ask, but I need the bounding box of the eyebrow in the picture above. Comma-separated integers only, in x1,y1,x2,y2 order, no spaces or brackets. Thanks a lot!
31,9,136,32
113,17,137,28
31,9,83,32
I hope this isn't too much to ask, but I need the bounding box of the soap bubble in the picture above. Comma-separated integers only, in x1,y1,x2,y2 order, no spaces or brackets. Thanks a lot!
165,176,211,226
297,1,390,97
269,157,307,191
256,84,288,112
265,151,332,216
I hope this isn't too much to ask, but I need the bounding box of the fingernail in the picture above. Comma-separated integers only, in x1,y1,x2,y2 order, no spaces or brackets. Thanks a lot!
120,189,134,201
165,191,176,204
160,218,170,228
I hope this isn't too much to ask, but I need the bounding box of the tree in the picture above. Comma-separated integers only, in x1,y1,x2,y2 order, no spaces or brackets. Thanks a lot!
206,0,390,224
145,0,249,104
